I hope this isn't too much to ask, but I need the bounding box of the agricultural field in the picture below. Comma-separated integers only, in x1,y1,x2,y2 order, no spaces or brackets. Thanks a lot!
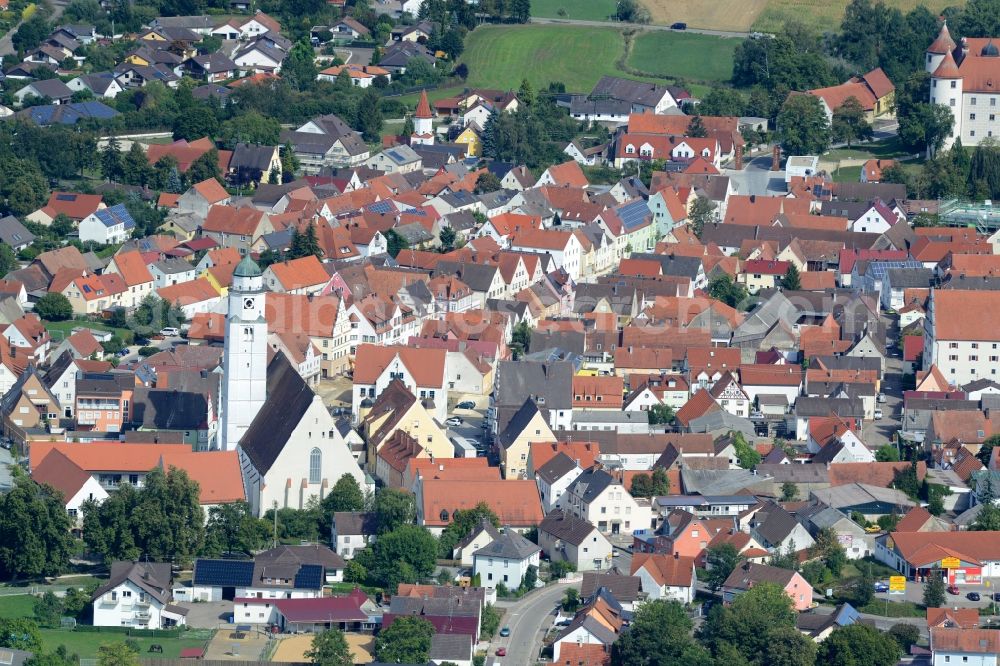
460,25,659,92
529,0,617,20
627,31,739,83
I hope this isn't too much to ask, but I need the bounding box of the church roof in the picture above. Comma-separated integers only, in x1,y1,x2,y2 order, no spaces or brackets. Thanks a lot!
234,255,262,278
238,352,315,474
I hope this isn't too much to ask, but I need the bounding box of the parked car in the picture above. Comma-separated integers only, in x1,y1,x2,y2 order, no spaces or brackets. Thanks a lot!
159,327,180,337
968,592,982,601
671,21,687,29
948,584,960,595
499,626,510,637
877,393,887,403
456,400,476,410
873,582,889,592
993,592,1000,602
496,648,507,657
116,348,130,357
445,417,463,427
874,408,884,420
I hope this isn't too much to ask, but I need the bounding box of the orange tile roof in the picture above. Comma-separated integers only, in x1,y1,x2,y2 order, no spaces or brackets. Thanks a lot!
44,192,103,220
192,178,230,205
353,344,446,388
724,195,811,226
933,290,1000,341
572,375,624,409
267,255,329,290
675,389,720,426
420,479,543,527
159,450,245,504
827,461,926,488
32,449,93,500
529,441,600,472
157,277,220,305
926,608,980,629
158,192,180,208
266,292,340,338
542,161,589,187
406,457,501,482
29,442,191,473
630,552,696,587
112,251,153,286
556,644,610,666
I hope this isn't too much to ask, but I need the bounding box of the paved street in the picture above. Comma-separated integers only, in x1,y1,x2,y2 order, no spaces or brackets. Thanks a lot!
528,16,754,38
494,580,577,665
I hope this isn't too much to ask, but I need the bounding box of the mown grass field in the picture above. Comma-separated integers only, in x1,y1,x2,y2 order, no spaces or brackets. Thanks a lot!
529,0,616,20
750,0,957,32
0,594,35,619
460,25,658,92
38,628,212,659
627,31,739,83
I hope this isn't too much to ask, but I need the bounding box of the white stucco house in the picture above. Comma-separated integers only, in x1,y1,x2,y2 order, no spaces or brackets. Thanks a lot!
472,530,541,590
91,561,187,629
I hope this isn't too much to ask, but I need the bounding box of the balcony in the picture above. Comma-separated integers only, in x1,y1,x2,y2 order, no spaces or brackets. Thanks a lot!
98,596,117,607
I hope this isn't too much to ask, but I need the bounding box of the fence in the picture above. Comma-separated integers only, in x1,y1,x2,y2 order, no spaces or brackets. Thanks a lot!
73,625,184,638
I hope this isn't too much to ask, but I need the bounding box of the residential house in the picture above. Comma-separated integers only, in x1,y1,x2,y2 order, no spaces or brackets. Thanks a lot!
722,561,813,611
630,553,697,603
538,509,614,572
91,561,186,629
564,467,650,536
472,529,541,590
330,511,377,560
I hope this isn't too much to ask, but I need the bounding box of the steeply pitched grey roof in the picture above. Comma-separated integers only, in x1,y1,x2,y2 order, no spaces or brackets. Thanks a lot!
91,561,171,604
536,452,579,484
239,352,316,474
538,509,597,546
498,398,543,450
580,572,641,602
567,467,615,503
473,530,541,561
0,215,34,247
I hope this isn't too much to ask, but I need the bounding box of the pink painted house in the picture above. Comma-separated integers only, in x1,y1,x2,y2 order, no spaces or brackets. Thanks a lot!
721,562,813,611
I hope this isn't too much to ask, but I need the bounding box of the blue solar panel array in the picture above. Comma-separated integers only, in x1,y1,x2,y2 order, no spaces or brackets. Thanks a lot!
865,259,922,280
617,199,651,231
193,559,254,587
367,200,394,214
293,564,324,589
96,203,136,230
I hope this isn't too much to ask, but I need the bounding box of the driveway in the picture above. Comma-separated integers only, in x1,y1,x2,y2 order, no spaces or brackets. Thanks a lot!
494,581,578,664
175,600,233,629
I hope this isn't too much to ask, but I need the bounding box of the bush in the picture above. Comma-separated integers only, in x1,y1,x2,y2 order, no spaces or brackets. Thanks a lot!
34,292,73,321
137,346,158,357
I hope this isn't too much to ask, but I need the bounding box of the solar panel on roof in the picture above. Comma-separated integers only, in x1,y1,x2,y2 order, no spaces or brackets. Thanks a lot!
367,200,393,214
193,558,254,587
56,194,77,201
293,564,324,589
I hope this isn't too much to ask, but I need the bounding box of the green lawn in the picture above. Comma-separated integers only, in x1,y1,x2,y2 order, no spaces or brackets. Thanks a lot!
42,319,133,344
833,165,862,183
529,0,616,20
627,31,739,83
460,25,665,92
823,136,912,162
39,629,213,659
0,595,35,619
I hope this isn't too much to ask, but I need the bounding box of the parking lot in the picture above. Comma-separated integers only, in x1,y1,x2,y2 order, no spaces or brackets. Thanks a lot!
873,578,1000,612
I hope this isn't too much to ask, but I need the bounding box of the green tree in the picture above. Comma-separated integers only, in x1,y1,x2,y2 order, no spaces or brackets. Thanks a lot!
134,466,205,563
510,320,532,360
384,229,408,259
474,171,502,193
24,645,78,666
284,41,319,91
764,626,817,666
219,112,282,149
372,487,416,534
708,274,749,309
818,624,900,666
688,195,717,237
34,293,73,321
978,434,1000,466
811,527,847,576
831,96,874,148
876,444,900,462
438,502,500,557
0,470,75,580
781,481,798,501
204,501,269,556
646,404,675,425
480,603,501,637
188,150,223,185
699,581,795,663
290,222,323,259
562,588,580,612
374,617,434,663
629,468,670,498
96,642,139,666
321,474,366,516
888,623,920,651
780,264,801,290
0,618,42,651
439,226,456,251
354,524,438,588
612,600,711,666
33,592,62,628
172,105,219,141
777,94,831,155
355,88,384,142
704,542,741,592
305,627,353,666
687,115,708,138
854,562,874,607
0,242,15,277
923,574,946,608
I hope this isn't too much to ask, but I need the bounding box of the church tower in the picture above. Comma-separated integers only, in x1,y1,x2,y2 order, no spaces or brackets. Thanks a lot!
219,255,268,451
410,89,434,146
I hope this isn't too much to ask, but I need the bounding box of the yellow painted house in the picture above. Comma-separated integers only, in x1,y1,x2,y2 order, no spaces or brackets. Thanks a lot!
498,399,554,479
361,380,452,471
455,126,482,157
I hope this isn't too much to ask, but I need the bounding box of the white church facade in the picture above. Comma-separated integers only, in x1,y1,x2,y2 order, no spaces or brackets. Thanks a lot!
222,256,366,517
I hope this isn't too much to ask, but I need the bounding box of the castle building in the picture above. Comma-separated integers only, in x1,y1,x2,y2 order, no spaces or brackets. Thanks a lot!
928,21,1000,150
